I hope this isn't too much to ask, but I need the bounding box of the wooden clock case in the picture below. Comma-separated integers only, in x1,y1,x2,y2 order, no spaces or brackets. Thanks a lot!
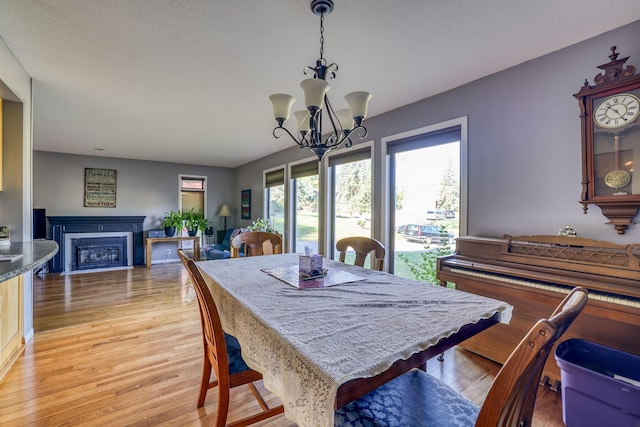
574,46,640,234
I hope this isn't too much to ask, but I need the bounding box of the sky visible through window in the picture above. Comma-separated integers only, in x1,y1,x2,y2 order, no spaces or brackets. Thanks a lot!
395,142,459,226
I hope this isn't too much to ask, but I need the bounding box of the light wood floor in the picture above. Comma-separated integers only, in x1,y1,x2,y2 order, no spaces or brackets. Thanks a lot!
0,263,565,426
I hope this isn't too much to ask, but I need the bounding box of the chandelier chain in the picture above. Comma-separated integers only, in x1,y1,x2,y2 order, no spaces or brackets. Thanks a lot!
319,13,325,61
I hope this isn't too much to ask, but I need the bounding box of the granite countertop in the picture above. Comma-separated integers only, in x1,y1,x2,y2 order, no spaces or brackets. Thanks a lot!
0,240,59,282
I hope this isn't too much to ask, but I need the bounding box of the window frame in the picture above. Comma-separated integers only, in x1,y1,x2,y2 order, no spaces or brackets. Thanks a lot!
263,165,287,246
178,174,207,218
323,141,374,262
287,156,320,254
380,117,468,273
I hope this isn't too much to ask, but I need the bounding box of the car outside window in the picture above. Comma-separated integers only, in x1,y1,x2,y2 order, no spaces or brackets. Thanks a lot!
426,211,446,221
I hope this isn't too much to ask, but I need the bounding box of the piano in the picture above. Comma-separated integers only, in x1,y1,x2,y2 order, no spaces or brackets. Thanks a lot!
437,234,640,389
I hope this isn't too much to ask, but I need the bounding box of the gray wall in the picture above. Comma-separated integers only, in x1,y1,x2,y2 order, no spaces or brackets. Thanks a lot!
236,20,640,246
33,151,237,261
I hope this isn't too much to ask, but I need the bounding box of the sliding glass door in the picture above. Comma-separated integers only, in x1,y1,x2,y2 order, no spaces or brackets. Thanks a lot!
265,167,286,236
327,147,373,265
290,160,319,254
387,126,462,281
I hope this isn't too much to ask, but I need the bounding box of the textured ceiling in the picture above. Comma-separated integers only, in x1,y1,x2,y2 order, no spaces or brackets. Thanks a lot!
0,1,639,168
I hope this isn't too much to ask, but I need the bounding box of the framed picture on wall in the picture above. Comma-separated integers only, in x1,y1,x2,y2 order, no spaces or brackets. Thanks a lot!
241,189,251,219
84,168,117,207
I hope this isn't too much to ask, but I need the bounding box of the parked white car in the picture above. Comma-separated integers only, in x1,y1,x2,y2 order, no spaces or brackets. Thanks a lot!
426,210,446,221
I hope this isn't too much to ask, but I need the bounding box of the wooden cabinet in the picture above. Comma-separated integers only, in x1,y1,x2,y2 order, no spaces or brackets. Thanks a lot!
0,274,23,381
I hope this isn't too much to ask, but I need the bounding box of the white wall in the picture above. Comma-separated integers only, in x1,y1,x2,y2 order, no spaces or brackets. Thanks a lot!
236,20,640,246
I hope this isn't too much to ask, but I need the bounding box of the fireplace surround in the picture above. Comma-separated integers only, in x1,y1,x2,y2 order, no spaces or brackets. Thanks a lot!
47,216,145,273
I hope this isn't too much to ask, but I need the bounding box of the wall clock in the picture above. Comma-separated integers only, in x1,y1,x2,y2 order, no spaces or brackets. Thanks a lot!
574,46,640,234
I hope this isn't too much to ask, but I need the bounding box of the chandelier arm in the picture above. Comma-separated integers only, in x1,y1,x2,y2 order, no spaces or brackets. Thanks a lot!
309,114,322,147
325,133,338,148
326,63,338,80
323,95,342,142
273,126,304,146
326,135,349,152
339,125,368,144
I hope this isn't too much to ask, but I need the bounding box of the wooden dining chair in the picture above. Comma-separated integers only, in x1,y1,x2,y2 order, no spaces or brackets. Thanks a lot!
334,287,589,427
177,249,284,426
335,236,385,271
230,231,283,258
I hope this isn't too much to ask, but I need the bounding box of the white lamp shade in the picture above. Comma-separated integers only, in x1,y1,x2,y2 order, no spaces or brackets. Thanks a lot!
345,91,372,119
294,110,311,132
300,78,330,110
336,108,353,131
218,205,232,217
269,93,296,121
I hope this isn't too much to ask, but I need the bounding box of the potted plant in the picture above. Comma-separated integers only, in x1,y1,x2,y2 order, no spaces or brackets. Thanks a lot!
247,217,277,233
161,210,183,237
184,208,208,236
195,214,209,236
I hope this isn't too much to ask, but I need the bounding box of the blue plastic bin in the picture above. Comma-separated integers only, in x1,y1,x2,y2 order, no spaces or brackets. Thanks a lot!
554,339,640,427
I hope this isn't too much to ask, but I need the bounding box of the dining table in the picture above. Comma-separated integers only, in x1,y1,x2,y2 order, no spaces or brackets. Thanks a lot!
196,253,512,427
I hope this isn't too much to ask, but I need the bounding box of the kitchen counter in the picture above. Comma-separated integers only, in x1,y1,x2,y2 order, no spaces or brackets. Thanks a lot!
1,239,58,381
0,240,59,282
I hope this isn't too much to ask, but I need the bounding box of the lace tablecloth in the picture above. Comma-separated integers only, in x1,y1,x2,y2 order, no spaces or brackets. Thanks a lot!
196,254,512,427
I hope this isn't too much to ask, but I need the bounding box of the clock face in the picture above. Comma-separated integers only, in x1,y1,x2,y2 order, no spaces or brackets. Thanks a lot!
593,93,640,129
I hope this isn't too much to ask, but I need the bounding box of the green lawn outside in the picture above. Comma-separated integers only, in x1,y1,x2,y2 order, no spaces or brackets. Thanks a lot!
293,211,442,283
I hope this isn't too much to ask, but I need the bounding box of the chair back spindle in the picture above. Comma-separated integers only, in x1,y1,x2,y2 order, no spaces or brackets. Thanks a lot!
336,236,385,271
230,231,283,258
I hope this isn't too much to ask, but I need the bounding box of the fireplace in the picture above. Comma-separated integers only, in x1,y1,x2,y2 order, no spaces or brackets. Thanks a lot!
47,216,146,273
71,236,128,271
62,231,133,272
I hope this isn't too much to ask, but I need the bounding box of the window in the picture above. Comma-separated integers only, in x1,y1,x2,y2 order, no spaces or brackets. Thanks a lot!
179,175,207,244
180,176,206,213
385,120,466,280
326,147,373,265
181,178,205,190
264,167,285,236
290,160,319,253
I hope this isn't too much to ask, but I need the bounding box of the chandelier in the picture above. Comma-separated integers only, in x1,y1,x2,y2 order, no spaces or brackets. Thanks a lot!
269,0,371,161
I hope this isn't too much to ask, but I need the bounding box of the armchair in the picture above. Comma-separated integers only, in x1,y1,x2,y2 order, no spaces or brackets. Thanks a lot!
202,228,244,260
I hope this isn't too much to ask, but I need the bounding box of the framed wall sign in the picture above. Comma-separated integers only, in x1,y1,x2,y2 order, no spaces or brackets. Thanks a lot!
84,168,117,207
241,189,251,219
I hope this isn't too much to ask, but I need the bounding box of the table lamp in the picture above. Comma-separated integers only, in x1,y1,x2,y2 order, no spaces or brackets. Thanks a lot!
218,205,232,231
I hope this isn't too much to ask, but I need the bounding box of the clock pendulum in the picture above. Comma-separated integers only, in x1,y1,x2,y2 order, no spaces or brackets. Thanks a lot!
603,132,631,194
